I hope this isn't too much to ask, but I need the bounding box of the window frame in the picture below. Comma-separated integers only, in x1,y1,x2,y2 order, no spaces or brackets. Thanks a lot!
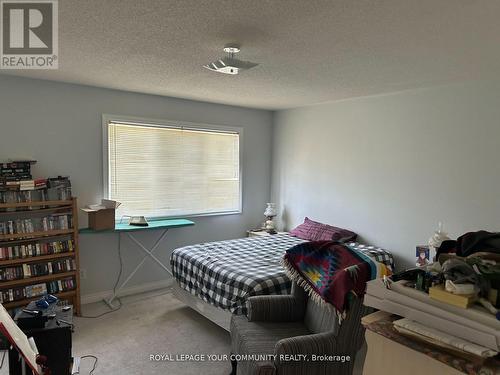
102,114,244,219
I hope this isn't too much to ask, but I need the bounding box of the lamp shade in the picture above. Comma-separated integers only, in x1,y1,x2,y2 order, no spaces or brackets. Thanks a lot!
264,203,277,217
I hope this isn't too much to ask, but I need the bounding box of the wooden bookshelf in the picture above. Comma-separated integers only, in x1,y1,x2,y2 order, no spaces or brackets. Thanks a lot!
0,198,81,315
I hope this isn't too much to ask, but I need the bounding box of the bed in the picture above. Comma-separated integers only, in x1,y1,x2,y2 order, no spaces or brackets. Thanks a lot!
170,233,394,330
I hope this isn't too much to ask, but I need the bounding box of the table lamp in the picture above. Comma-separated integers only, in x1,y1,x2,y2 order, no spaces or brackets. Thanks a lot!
264,203,277,234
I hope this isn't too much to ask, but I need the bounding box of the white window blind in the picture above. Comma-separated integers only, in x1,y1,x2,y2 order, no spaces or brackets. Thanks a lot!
106,120,241,218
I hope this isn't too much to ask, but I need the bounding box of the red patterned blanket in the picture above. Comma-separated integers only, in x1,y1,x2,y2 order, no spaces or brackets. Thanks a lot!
282,241,391,318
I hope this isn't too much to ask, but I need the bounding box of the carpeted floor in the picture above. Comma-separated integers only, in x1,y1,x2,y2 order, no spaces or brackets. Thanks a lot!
73,289,232,375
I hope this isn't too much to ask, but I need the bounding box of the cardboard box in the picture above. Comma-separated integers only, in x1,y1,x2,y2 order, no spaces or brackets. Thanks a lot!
85,208,115,230
81,199,120,230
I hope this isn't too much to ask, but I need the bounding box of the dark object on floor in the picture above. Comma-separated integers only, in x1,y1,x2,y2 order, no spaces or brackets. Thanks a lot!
9,303,73,375
17,309,46,330
230,282,370,375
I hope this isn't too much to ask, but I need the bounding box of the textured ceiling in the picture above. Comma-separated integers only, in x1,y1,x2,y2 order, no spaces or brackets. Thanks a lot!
2,0,500,109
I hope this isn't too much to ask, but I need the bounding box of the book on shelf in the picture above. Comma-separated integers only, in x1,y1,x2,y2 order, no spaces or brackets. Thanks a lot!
19,179,47,191
0,238,74,260
1,161,34,178
47,277,75,294
0,186,71,204
0,276,76,303
0,189,48,206
0,160,36,170
0,258,76,281
0,213,73,235
0,161,35,191
0,172,72,206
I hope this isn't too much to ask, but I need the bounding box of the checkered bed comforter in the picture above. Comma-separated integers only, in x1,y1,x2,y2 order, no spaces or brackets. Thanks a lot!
170,233,394,315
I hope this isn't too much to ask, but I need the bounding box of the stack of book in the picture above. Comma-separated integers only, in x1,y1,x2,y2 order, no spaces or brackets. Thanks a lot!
0,258,77,281
0,277,76,303
0,238,74,260
19,178,47,191
0,160,72,207
0,161,35,189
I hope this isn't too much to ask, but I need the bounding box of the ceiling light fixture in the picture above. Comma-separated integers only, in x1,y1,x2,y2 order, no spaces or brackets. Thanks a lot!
203,44,258,75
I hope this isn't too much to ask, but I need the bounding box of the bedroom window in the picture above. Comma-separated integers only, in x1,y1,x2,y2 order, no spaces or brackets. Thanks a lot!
103,115,242,218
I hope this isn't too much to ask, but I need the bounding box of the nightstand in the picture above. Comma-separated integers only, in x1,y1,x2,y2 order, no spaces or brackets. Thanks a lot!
247,230,287,237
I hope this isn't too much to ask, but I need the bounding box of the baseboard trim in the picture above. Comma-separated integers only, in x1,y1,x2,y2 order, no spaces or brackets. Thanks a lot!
81,279,173,305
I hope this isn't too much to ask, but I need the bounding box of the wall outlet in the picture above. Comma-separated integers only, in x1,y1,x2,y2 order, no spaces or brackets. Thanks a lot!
80,269,87,280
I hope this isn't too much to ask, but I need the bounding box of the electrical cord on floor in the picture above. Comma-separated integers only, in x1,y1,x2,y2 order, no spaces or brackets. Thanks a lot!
79,234,124,318
80,355,98,375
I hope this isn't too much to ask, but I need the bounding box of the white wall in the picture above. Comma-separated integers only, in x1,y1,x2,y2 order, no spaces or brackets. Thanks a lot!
0,75,273,299
272,80,500,269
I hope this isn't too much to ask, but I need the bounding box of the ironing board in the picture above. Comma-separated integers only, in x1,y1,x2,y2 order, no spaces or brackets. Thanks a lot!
80,218,194,308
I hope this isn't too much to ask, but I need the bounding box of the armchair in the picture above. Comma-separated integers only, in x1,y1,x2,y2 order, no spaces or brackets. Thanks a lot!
230,282,369,375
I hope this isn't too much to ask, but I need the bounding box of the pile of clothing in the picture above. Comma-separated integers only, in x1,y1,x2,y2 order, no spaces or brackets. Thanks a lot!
436,230,500,310
364,231,500,367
